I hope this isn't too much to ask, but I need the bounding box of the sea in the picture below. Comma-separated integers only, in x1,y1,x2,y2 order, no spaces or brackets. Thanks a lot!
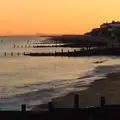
0,36,120,110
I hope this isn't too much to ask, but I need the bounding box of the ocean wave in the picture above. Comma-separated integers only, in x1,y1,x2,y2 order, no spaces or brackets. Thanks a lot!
0,73,105,110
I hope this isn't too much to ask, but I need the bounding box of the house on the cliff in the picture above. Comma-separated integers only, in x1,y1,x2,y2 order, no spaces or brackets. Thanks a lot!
100,21,120,28
84,21,120,47
85,21,120,40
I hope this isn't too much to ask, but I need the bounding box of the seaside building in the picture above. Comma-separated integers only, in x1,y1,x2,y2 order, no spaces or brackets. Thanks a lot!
84,21,120,48
100,21,120,29
85,21,120,40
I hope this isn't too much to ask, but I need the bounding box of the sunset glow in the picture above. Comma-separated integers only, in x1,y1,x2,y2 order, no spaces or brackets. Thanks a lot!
0,0,120,35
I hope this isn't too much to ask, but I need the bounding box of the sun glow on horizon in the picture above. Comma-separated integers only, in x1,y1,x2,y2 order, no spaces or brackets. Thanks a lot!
0,0,120,35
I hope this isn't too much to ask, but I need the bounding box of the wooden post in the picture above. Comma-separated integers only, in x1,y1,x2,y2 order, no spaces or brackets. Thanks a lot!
21,104,26,112
18,52,19,56
61,49,63,56
11,52,13,56
4,52,6,56
74,94,79,109
68,50,69,53
74,49,76,52
48,101,53,112
100,96,105,108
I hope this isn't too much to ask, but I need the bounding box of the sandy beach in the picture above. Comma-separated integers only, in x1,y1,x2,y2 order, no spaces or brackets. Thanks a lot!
32,72,120,111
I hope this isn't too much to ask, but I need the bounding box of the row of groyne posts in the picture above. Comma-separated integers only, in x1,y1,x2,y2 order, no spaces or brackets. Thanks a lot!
0,95,106,112
13,39,62,48
4,52,26,56
3,49,79,56
13,44,32,48
13,44,64,48
47,95,106,112
26,40,59,44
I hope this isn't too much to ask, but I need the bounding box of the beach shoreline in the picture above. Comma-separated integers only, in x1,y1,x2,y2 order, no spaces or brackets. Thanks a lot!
32,72,120,111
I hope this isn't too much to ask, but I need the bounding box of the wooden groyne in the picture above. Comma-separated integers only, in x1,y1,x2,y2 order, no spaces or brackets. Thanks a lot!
24,49,78,57
12,39,60,49
32,44,97,48
5,47,120,57
4,52,27,56
13,44,32,48
0,95,120,120
33,44,64,48
24,47,120,57
0,95,115,111
13,44,65,48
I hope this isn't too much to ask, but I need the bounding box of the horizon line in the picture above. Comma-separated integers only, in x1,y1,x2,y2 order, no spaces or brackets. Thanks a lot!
0,33,84,37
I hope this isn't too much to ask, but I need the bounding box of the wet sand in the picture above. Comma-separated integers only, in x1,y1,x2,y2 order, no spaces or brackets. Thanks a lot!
32,72,120,111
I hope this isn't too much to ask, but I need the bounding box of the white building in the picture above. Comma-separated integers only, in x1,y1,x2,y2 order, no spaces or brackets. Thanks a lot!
100,21,120,29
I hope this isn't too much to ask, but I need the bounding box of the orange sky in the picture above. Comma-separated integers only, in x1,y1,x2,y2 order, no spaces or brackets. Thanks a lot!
0,0,120,35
